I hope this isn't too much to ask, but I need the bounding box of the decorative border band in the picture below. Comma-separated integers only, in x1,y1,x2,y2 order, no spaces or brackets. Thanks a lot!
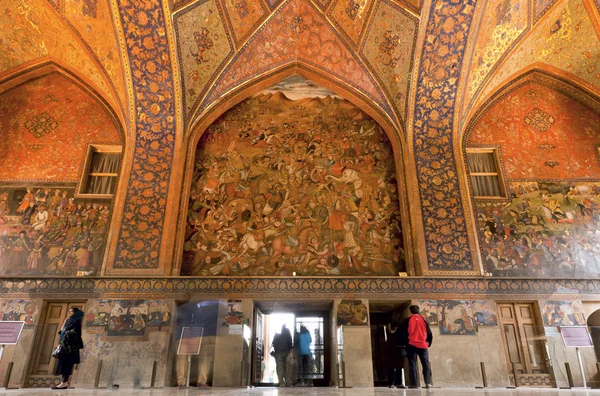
1,277,598,299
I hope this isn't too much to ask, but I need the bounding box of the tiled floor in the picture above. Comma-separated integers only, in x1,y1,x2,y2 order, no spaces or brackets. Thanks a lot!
0,387,600,396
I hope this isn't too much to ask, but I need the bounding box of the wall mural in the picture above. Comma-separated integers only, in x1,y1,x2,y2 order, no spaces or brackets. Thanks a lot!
541,300,586,326
0,185,112,276
85,300,171,338
182,76,404,276
337,300,368,326
469,83,600,278
0,299,40,326
438,300,477,335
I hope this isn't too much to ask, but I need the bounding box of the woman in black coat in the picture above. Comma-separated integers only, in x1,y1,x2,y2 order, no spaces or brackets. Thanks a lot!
52,307,84,389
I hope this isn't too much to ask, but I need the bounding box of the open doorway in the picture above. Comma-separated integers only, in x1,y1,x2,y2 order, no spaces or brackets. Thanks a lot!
369,300,411,387
252,301,331,387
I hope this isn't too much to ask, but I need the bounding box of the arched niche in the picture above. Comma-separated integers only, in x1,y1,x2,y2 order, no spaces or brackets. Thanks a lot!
173,67,414,277
462,69,600,279
0,64,125,277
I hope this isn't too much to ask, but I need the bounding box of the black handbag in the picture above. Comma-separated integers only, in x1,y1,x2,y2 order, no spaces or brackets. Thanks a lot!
51,344,65,359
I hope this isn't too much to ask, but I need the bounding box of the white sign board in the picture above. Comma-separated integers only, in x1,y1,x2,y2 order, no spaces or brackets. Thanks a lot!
0,321,25,345
560,326,593,348
229,324,243,335
177,327,204,355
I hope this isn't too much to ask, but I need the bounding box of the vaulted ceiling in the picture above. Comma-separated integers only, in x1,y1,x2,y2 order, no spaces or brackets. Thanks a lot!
1,0,598,136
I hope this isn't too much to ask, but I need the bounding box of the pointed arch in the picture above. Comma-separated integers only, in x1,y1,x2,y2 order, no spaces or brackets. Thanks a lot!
169,63,418,276
0,60,126,139
462,67,600,145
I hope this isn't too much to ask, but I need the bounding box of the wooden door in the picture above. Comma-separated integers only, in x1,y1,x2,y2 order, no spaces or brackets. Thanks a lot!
498,303,549,386
30,302,85,376
252,306,264,384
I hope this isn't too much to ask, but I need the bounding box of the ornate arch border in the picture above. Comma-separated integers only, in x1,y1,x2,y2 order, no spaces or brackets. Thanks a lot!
168,62,419,277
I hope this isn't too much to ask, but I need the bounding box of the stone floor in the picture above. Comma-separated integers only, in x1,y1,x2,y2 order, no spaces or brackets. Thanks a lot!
1,387,600,396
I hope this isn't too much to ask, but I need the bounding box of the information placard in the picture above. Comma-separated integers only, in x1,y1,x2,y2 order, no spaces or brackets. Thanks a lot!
0,321,25,345
229,324,243,335
560,326,593,348
177,327,204,355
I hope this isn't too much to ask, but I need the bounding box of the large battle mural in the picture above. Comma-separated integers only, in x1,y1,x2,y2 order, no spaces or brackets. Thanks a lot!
182,77,404,276
469,83,600,278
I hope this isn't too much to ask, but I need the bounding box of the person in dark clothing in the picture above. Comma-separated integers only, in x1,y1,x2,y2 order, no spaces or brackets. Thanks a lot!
272,324,293,386
52,307,84,389
386,321,407,389
402,305,432,389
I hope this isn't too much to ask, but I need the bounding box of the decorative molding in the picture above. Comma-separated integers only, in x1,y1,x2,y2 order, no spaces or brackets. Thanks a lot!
1,277,599,299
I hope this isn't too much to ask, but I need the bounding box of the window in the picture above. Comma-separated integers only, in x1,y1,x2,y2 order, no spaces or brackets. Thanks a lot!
79,145,122,196
466,148,505,198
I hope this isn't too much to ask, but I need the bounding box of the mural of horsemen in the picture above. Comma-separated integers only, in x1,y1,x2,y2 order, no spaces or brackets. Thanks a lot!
182,77,405,276
477,181,600,278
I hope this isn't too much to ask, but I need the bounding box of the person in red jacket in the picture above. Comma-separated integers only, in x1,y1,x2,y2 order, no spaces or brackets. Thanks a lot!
402,305,433,388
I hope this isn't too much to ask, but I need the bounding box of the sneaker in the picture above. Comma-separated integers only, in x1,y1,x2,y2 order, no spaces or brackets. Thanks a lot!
389,385,396,389
425,384,433,388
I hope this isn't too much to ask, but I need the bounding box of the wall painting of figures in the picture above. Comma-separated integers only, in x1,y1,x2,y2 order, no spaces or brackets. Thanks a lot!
183,76,404,276
85,300,171,338
0,184,112,276
476,181,600,277
541,300,586,327
469,83,600,278
438,300,477,335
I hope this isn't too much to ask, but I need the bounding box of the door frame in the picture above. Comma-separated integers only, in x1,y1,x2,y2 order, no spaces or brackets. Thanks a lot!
496,300,552,387
25,300,86,387
250,306,332,387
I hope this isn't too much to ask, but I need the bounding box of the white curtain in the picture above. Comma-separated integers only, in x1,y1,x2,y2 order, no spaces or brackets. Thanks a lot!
87,153,120,194
467,153,501,197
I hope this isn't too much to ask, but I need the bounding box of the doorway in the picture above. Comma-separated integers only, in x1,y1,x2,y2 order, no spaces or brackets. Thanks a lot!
369,301,410,387
27,301,85,387
497,302,551,387
252,301,331,387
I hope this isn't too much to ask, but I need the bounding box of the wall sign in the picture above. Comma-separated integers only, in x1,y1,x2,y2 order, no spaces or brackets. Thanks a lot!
560,326,593,348
0,321,25,345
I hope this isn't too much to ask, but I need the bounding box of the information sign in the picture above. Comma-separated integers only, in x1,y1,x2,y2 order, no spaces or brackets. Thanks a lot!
560,326,593,348
229,324,243,335
177,327,204,355
0,321,25,345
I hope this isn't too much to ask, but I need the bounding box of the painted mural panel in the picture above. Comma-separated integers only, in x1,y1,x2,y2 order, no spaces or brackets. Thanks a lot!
469,83,600,179
183,77,404,276
542,300,586,326
438,300,476,335
85,300,171,338
337,300,368,326
0,74,122,181
0,185,112,276
470,82,600,278
472,300,498,326
417,300,438,325
476,181,600,277
0,300,40,326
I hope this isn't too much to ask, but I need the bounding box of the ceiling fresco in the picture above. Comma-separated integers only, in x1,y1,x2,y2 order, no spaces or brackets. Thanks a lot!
63,0,127,111
196,0,393,123
0,0,122,116
221,0,269,46
462,0,529,115
175,0,234,115
474,0,600,115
